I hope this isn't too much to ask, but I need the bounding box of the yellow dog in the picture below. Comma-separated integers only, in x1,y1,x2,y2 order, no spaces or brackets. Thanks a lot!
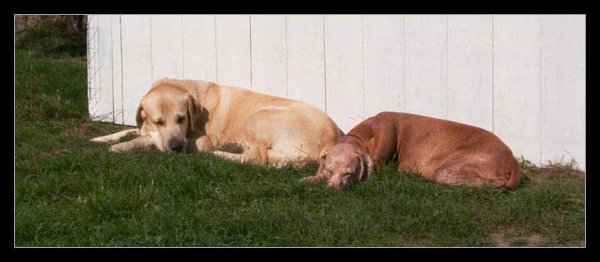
91,78,342,166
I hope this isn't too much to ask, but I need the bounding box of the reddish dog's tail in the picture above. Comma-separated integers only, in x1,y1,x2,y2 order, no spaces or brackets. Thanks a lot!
505,162,522,190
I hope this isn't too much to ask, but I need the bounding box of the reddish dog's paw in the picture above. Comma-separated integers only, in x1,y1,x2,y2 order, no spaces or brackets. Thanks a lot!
299,175,326,183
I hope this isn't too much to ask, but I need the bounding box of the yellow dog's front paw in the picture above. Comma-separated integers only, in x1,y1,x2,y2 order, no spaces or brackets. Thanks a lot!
91,136,111,143
109,144,127,153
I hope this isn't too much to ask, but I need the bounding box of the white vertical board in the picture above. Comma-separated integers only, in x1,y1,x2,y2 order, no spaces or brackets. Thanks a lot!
286,15,326,111
120,15,153,126
541,15,586,169
324,15,365,133
93,15,101,115
494,15,541,165
87,15,98,120
111,15,124,125
405,15,448,119
183,15,217,82
448,15,493,131
151,15,184,80
97,15,115,123
250,15,288,98
215,15,251,89
363,15,405,119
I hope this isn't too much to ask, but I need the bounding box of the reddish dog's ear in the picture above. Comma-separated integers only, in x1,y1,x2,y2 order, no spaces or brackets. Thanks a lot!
135,102,145,129
316,153,328,177
185,93,201,133
358,153,375,181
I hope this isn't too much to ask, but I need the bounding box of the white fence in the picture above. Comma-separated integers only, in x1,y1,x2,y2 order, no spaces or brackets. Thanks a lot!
87,15,586,170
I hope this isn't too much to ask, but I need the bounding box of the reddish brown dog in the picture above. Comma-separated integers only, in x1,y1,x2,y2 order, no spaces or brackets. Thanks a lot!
302,112,521,190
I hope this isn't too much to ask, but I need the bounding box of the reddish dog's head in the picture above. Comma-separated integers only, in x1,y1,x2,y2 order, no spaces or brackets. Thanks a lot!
318,143,374,190
136,82,201,153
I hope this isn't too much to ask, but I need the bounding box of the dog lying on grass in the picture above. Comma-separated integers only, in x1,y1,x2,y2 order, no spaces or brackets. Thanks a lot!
91,78,342,167
302,112,522,190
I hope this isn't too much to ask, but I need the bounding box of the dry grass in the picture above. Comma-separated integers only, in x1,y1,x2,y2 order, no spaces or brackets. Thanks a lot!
490,226,549,247
519,157,585,186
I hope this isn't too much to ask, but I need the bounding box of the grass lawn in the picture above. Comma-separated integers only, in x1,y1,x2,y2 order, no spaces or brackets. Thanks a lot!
14,42,585,247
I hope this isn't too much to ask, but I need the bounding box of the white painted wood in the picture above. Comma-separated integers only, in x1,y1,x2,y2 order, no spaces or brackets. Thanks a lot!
448,15,493,131
97,15,115,123
363,15,405,119
541,15,586,169
215,15,251,89
111,15,124,125
120,15,153,126
94,16,101,122
250,15,288,98
182,15,217,82
87,15,107,122
494,15,541,165
405,15,448,119
151,15,184,80
87,15,98,120
286,15,326,111
324,15,365,133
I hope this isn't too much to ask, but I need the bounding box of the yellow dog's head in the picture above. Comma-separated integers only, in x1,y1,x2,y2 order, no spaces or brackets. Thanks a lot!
136,82,201,153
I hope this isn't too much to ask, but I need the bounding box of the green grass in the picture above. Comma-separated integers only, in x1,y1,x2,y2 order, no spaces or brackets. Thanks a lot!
16,17,86,58
15,44,585,247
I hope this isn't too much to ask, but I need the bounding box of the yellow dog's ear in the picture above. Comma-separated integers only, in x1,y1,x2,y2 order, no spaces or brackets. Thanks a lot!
358,152,375,181
135,102,146,129
185,93,200,133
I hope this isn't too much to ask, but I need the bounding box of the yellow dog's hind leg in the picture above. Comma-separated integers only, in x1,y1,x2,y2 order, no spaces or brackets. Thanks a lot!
267,150,315,168
212,138,269,165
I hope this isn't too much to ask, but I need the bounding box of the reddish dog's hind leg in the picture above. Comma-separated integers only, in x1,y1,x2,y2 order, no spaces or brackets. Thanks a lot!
431,162,484,187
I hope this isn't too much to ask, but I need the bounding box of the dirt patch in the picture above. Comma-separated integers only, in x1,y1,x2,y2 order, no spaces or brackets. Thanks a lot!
519,158,585,185
490,232,510,247
526,233,546,246
566,239,586,247
490,227,548,247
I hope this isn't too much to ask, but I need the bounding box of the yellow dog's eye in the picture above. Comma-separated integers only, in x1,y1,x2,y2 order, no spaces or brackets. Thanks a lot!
176,115,185,123
155,118,163,126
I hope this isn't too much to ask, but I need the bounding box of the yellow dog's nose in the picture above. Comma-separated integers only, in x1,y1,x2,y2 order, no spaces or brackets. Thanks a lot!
168,139,184,152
